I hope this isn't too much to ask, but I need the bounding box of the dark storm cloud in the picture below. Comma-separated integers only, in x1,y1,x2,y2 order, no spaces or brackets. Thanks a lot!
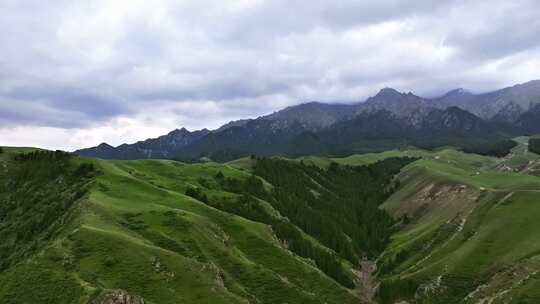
0,75,129,127
137,73,292,101
0,0,539,149
0,92,127,128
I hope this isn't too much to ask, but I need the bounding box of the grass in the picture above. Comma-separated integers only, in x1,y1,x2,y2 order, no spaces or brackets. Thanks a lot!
0,147,360,304
83,158,360,303
2,139,540,303
370,138,540,303
0,148,93,303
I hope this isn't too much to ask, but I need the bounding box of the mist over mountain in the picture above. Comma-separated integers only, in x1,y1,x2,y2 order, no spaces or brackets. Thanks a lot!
434,80,540,121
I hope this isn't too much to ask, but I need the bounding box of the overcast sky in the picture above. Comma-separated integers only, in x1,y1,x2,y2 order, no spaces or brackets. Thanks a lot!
1,0,539,151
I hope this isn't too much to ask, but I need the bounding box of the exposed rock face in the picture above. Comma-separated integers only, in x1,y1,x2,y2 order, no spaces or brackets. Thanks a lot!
262,101,356,131
516,103,540,133
434,80,540,121
92,289,145,304
418,106,490,135
492,101,523,123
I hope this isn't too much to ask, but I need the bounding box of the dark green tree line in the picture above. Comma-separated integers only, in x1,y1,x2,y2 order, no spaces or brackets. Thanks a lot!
188,157,416,288
252,157,416,262
529,137,540,154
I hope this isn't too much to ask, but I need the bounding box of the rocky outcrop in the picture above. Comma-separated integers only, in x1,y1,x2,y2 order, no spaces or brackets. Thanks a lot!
353,260,379,303
91,289,145,304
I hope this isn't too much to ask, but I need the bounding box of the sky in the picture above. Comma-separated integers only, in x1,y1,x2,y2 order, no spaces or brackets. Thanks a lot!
1,0,539,151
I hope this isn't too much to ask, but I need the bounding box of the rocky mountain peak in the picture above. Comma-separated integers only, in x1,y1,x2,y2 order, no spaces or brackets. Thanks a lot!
358,87,430,119
375,87,402,98
97,143,114,149
168,128,190,136
443,88,472,97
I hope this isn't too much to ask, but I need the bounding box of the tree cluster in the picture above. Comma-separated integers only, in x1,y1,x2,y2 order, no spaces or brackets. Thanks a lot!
462,139,517,157
253,157,416,261
190,156,415,288
529,137,540,154
185,186,208,203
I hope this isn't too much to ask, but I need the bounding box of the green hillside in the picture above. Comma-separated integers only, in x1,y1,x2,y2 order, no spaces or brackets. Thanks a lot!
0,147,404,303
373,138,540,303
2,138,540,303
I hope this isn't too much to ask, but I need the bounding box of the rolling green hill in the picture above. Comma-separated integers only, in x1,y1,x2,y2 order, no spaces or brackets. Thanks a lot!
373,139,540,303
0,147,406,303
2,139,540,303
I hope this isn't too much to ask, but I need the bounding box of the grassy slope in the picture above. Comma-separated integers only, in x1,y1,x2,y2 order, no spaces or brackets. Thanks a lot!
0,148,91,303
81,159,359,304
0,147,359,304
78,141,540,303
361,139,540,303
3,139,540,304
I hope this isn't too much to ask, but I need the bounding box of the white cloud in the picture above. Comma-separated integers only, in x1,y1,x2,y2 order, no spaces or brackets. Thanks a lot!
0,0,539,150
0,117,169,151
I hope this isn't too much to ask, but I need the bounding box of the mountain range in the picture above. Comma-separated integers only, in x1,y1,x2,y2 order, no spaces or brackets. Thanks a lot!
76,80,540,161
5,81,540,303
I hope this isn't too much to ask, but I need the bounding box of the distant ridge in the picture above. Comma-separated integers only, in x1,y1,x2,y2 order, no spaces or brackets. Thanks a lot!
76,127,210,160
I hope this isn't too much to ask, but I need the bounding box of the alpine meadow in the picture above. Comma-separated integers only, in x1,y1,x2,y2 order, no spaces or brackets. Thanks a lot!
2,1,540,303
